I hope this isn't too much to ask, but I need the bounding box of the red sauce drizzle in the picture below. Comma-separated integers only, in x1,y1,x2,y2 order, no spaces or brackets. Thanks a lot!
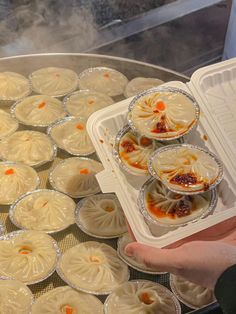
170,173,197,186
121,140,135,153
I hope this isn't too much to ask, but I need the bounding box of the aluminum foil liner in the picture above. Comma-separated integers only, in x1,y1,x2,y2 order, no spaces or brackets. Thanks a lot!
0,230,61,285
117,233,167,275
9,189,76,234
56,249,130,296
0,132,57,169
104,280,182,314
148,143,224,195
10,97,68,128
169,274,216,310
0,161,40,205
47,116,95,156
49,157,102,198
127,86,200,142
75,194,127,239
138,177,218,228
0,276,34,313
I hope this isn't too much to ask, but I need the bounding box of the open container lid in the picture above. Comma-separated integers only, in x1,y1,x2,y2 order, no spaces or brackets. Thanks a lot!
87,58,236,247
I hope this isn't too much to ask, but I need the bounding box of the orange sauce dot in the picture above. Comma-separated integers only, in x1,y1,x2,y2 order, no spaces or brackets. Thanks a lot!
80,168,89,174
19,246,32,255
139,292,154,305
76,124,84,130
103,73,110,78
5,168,14,175
88,100,95,105
38,102,46,109
65,306,73,314
105,206,114,212
156,101,166,111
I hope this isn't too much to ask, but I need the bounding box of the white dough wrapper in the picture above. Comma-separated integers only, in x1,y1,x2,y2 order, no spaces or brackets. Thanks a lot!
76,193,127,238
139,178,217,227
30,67,78,97
124,77,164,98
64,89,114,119
170,274,215,309
32,286,103,314
49,157,103,198
0,278,33,314
128,87,199,141
104,280,181,314
0,72,31,101
78,67,128,96
0,231,59,284
0,109,18,139
10,189,76,233
148,144,223,194
117,233,166,274
48,117,95,156
57,241,129,294
0,130,56,167
12,95,67,127
0,162,39,205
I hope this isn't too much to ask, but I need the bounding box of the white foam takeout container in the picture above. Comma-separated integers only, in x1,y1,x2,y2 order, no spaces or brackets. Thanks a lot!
87,58,236,248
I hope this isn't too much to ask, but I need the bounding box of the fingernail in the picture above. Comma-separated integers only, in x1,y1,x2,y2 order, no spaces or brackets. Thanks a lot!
124,246,133,257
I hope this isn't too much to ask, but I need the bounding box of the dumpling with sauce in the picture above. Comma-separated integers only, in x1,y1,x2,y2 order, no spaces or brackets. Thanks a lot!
48,117,95,156
128,87,199,141
12,95,67,127
64,90,114,119
76,193,127,238
78,67,128,97
148,144,223,194
49,157,103,198
30,67,78,97
57,241,129,294
104,280,181,314
139,178,216,227
114,125,156,176
32,286,103,314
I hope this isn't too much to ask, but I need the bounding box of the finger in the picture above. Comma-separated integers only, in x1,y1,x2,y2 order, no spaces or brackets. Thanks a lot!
125,242,182,273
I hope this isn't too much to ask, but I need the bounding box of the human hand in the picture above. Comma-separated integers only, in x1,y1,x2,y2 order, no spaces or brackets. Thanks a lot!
125,217,236,289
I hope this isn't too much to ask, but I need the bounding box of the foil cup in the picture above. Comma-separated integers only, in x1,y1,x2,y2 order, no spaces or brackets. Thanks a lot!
49,157,102,198
169,274,216,310
75,194,127,239
113,124,156,176
0,131,57,168
0,230,61,285
10,96,68,128
0,161,40,205
47,116,95,156
104,280,181,314
56,246,130,296
117,233,167,275
148,143,224,195
127,86,200,142
9,189,76,234
0,276,34,313
138,177,218,228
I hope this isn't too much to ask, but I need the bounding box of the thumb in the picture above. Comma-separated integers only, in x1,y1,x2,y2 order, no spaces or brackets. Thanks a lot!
125,242,182,274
